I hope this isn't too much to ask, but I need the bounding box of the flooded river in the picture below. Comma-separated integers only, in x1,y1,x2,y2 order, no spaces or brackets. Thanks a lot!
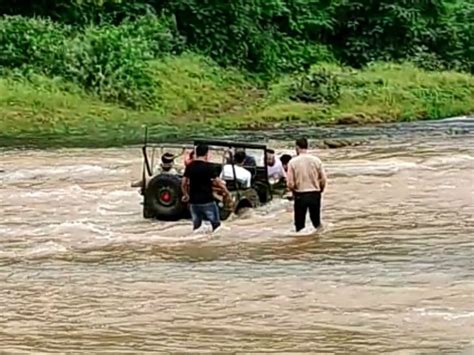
1,118,473,353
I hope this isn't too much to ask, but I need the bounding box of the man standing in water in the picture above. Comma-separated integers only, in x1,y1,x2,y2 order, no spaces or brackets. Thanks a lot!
181,144,229,232
286,138,327,232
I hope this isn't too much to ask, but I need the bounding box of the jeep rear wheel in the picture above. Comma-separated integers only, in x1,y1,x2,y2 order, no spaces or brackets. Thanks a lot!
235,189,260,215
144,174,187,220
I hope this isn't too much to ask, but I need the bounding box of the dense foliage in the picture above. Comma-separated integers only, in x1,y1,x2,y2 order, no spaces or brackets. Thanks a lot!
0,0,472,111
0,14,184,108
1,0,472,72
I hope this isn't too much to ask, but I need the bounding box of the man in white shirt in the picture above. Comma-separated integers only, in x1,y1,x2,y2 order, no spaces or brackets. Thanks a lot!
266,149,286,181
219,151,252,188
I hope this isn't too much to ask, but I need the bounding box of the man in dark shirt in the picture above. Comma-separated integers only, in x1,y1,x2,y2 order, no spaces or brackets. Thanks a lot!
236,148,257,167
227,148,257,168
181,144,229,231
279,154,292,173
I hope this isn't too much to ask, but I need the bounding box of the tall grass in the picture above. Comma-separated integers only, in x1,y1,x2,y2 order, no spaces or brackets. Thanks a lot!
0,3,472,148
1,59,472,147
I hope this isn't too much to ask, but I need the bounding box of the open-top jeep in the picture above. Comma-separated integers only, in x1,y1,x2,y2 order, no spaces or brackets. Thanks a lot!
136,134,286,221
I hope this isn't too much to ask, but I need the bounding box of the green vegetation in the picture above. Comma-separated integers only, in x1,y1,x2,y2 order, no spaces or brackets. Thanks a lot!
0,0,473,147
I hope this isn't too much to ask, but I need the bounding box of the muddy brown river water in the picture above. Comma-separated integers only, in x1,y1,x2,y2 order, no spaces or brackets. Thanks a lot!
0,118,473,353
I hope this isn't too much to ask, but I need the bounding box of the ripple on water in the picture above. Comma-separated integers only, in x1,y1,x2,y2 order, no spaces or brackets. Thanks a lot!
0,121,473,352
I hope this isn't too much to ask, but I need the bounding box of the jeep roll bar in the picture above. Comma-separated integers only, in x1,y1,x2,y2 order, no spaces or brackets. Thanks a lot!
140,127,271,190
193,139,270,187
142,127,152,178
193,139,267,151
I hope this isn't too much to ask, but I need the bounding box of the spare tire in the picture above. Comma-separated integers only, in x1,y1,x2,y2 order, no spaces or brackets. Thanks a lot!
144,174,187,221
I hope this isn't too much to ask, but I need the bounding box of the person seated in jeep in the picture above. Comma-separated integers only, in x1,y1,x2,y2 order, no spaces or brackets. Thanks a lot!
131,152,178,188
219,151,252,188
226,148,256,168
159,152,178,174
239,148,257,168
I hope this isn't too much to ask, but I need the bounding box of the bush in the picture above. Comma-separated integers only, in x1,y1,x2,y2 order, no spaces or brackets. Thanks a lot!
0,14,183,108
0,16,68,75
433,1,474,73
274,39,337,74
117,13,184,57
62,23,158,108
270,63,345,104
288,66,341,104
1,1,474,76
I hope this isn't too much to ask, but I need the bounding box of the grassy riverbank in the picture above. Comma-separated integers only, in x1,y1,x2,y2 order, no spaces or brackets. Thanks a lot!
1,55,473,147
1,2,473,148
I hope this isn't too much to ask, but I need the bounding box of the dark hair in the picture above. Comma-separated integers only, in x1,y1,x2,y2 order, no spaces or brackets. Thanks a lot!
266,148,275,155
296,138,308,150
195,144,209,157
161,152,174,164
280,154,292,165
234,151,246,164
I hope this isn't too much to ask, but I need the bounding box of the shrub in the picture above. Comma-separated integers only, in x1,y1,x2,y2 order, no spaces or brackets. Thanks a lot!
273,63,344,104
433,1,474,73
1,1,474,75
0,15,68,75
273,39,337,74
0,14,183,108
62,23,157,108
289,70,341,104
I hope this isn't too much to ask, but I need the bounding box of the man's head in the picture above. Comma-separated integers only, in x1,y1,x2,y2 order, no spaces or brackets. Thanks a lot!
266,149,276,166
234,151,246,166
280,154,292,172
160,152,175,171
295,138,308,155
195,144,209,159
235,147,245,153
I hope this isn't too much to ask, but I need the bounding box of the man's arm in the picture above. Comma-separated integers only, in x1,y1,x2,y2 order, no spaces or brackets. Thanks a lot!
319,164,327,193
181,176,190,199
280,161,287,180
182,166,190,201
286,162,295,191
212,177,229,195
209,164,230,196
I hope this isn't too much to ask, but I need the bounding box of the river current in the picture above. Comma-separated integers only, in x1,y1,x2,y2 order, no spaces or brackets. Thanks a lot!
0,118,473,353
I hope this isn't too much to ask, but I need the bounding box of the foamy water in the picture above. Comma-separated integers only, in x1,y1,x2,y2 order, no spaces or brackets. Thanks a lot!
0,119,473,353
